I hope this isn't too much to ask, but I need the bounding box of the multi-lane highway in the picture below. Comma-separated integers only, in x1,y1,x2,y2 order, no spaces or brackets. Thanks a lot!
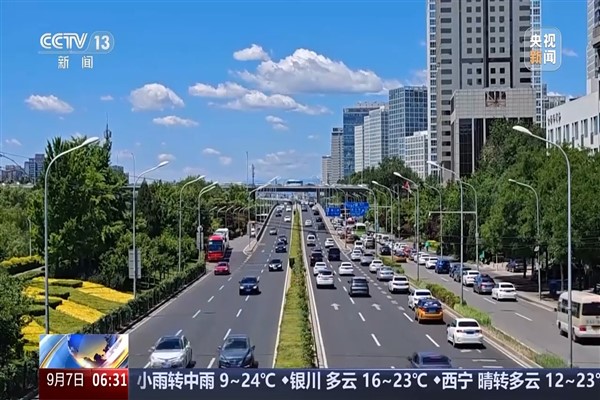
300,207,525,369
398,255,600,367
129,208,290,368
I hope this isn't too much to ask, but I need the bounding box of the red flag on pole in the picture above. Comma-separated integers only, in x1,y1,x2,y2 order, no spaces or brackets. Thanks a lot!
402,180,412,194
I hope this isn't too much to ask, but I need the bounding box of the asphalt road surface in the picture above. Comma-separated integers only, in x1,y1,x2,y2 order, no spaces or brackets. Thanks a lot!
129,209,290,369
301,208,524,369
400,256,600,367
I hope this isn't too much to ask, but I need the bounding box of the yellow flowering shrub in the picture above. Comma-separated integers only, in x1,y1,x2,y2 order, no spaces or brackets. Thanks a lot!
79,282,133,304
23,286,41,297
56,300,105,324
21,320,50,344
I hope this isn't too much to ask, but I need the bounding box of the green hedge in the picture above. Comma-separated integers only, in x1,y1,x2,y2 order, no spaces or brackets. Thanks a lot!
454,303,492,326
31,297,63,308
16,270,44,282
1,255,43,275
27,305,46,317
48,279,83,288
425,283,461,307
29,284,72,299
3,260,207,399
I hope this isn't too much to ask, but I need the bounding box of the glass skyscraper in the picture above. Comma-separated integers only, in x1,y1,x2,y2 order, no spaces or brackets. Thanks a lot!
388,87,428,160
342,103,385,177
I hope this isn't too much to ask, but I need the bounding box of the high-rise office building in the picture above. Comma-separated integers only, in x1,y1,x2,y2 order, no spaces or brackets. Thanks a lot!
435,0,537,179
405,131,430,180
426,0,438,173
364,105,389,169
342,103,385,177
321,156,332,184
354,125,365,173
330,127,344,184
388,87,428,160
24,153,45,183
588,0,600,94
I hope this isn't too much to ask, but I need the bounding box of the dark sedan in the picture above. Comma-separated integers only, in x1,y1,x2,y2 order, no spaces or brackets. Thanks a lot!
380,246,392,256
217,334,258,368
408,352,453,368
238,276,260,295
268,258,283,271
275,244,286,253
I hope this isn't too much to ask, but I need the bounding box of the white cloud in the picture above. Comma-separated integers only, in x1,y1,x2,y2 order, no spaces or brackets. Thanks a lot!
562,48,577,57
219,91,329,115
134,142,142,147
25,94,73,114
188,82,249,98
307,135,319,140
253,149,318,176
158,153,175,162
265,115,288,131
219,156,233,166
153,115,199,127
548,91,563,96
129,83,184,111
4,138,21,146
202,147,221,155
100,95,114,101
233,44,270,61
236,48,398,94
405,69,427,86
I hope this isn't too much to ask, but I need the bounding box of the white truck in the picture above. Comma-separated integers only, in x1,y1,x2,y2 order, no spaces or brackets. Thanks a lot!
214,228,230,248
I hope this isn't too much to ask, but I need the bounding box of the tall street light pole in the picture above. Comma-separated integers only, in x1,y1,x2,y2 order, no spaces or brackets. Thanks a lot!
513,124,573,367
44,136,100,333
197,182,219,258
422,182,443,258
132,160,169,298
393,172,420,280
428,161,464,305
462,181,479,271
372,181,394,236
509,178,542,300
178,175,205,272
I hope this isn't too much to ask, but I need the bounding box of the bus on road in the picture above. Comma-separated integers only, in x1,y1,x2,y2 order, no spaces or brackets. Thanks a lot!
556,290,600,340
207,234,227,262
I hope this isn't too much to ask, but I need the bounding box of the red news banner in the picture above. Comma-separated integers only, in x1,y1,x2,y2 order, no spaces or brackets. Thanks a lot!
39,369,129,400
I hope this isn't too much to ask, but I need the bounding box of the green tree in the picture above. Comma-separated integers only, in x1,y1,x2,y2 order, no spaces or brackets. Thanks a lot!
0,271,30,363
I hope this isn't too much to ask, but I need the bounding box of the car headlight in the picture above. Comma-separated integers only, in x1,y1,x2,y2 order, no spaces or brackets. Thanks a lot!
253,285,257,289
240,286,244,289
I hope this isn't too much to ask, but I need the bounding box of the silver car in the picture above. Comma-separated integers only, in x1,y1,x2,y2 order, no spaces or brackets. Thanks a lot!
376,267,394,281
148,335,193,368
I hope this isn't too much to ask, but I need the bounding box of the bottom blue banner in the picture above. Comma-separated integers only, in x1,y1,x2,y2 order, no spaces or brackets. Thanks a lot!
129,369,600,400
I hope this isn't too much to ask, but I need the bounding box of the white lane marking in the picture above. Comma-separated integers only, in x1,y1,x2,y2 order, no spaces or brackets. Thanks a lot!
223,328,231,340
474,359,498,362
343,286,348,292
349,297,355,304
515,312,532,321
175,329,182,336
208,296,214,303
483,366,503,369
426,334,440,347
390,366,396,369
228,277,232,281
245,295,249,302
207,357,215,368
219,285,224,291
144,361,150,368
337,277,341,282
192,309,202,318
261,249,265,253
484,298,497,304
441,277,448,282
236,308,242,318
391,300,398,304
386,295,392,299
403,312,413,321
380,290,386,294
358,312,365,322
477,349,482,353
460,349,471,353
371,333,381,347
398,305,405,311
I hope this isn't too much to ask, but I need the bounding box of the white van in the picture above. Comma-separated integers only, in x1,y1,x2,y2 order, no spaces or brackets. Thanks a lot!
556,291,600,340
306,234,316,246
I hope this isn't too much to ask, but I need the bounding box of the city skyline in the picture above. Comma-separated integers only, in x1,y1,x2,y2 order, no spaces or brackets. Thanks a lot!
0,1,588,183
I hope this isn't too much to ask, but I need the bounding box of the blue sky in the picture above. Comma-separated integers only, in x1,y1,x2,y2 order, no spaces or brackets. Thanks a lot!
0,0,588,183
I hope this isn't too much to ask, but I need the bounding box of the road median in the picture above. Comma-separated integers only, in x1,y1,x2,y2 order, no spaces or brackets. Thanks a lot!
274,207,316,368
380,257,567,368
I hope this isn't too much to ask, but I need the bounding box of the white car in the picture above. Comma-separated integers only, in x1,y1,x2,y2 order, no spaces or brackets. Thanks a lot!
350,250,362,261
283,216,291,223
447,318,484,347
462,270,480,286
425,258,438,269
491,282,518,301
324,238,335,248
306,234,316,246
305,219,312,226
316,269,335,287
338,262,354,276
388,275,410,293
286,206,292,212
148,335,193,368
368,259,384,273
418,255,433,265
313,262,328,276
413,252,424,262
408,289,433,309
376,267,394,281
353,240,364,251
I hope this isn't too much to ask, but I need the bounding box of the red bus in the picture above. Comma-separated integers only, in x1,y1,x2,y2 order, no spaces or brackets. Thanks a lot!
207,235,226,262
